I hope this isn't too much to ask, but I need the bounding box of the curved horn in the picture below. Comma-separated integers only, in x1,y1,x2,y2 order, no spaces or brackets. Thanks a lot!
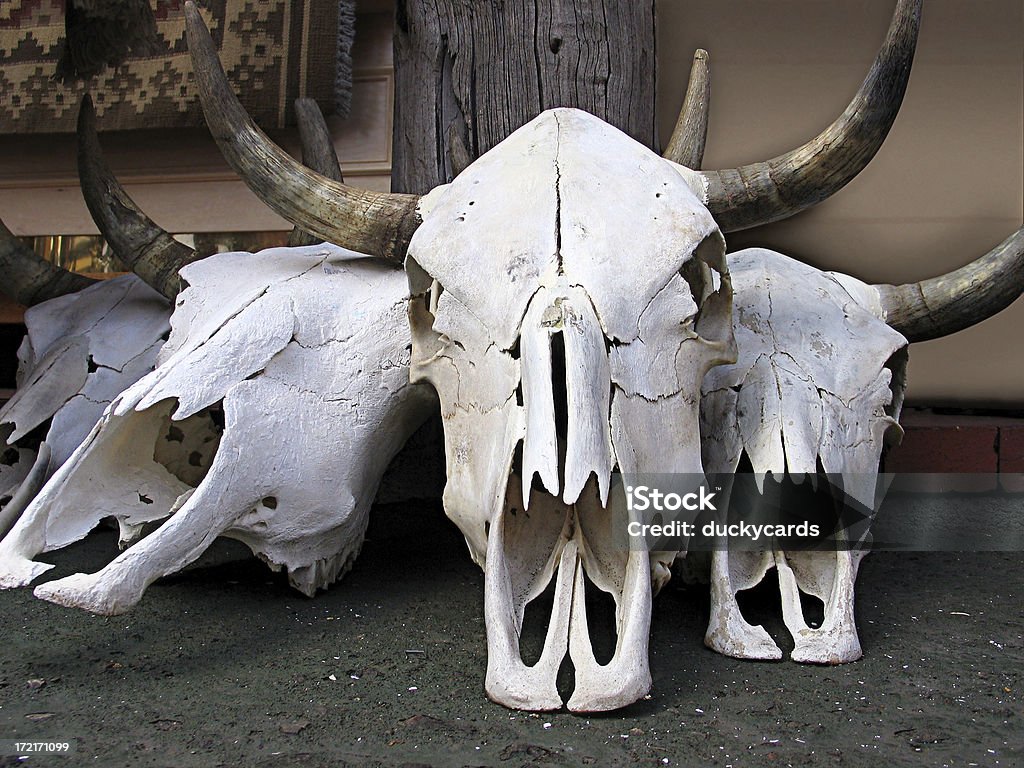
876,227,1024,342
288,98,344,247
77,94,193,300
0,219,97,306
663,49,710,169
294,98,344,184
183,1,420,264
699,0,922,232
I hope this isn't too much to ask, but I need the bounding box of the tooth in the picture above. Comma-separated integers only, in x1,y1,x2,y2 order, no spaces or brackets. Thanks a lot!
776,548,862,664
484,488,573,711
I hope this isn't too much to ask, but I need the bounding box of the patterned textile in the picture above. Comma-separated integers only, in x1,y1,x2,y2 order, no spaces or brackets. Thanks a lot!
0,0,338,133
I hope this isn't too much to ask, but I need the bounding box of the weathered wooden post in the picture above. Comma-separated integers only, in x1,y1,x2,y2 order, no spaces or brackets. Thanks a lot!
392,0,657,194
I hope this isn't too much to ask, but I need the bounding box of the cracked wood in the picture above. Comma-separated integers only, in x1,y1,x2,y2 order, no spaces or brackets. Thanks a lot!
393,0,656,193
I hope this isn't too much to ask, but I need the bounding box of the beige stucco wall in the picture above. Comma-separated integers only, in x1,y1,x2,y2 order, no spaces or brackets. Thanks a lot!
657,0,1023,405
0,2,1020,404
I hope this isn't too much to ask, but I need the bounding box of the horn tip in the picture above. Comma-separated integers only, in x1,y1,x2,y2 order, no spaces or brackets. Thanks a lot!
77,94,96,137
184,1,203,27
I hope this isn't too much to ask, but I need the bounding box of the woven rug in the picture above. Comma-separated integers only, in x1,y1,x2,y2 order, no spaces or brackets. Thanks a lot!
0,0,339,133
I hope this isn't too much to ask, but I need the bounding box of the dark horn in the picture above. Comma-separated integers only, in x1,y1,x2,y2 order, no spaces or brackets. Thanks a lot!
288,98,344,247
77,94,193,300
184,1,420,264
877,226,1024,342
0,218,97,306
699,0,922,232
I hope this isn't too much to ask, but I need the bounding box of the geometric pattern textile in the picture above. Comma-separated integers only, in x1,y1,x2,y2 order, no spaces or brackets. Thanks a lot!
0,0,338,133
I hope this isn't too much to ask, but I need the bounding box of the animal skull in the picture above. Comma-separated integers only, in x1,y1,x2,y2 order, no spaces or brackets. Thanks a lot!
0,245,433,611
0,92,352,538
0,275,170,535
1,0,1019,718
407,109,735,711
699,248,907,663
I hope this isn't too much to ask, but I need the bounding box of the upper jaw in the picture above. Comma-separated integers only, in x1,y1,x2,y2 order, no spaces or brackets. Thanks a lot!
483,475,654,712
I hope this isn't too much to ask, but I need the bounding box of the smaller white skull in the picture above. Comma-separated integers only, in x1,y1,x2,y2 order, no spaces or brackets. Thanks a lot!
0,276,170,535
698,248,907,663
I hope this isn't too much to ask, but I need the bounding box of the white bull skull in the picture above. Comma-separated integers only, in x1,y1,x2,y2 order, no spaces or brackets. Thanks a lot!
699,249,908,663
406,109,735,711
0,245,433,612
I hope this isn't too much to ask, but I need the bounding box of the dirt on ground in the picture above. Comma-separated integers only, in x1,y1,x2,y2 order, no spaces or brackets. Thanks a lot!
0,500,1020,768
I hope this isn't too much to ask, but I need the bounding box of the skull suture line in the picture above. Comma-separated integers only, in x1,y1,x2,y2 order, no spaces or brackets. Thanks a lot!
406,109,735,711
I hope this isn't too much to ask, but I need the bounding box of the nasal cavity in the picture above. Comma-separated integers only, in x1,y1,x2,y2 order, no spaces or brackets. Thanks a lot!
550,331,568,448
519,297,575,501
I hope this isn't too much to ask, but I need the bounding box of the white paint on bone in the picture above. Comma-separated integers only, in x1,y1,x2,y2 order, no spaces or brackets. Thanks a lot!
0,245,433,613
699,248,907,664
409,108,735,711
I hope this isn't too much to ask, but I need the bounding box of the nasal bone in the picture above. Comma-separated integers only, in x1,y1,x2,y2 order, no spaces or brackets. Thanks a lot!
519,286,614,509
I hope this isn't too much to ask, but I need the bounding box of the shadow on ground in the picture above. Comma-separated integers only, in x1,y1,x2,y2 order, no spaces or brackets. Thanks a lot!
0,499,1019,767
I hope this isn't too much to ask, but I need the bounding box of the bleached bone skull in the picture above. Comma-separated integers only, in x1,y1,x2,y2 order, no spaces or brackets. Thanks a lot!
406,109,735,711
0,276,170,535
0,245,433,612
698,249,907,664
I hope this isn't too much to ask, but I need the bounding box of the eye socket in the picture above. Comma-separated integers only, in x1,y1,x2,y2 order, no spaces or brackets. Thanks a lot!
429,278,443,316
405,255,434,296
679,257,712,308
406,255,445,322
679,230,731,341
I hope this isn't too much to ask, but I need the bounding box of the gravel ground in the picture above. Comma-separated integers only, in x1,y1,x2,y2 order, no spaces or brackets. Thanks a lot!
0,498,1020,768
